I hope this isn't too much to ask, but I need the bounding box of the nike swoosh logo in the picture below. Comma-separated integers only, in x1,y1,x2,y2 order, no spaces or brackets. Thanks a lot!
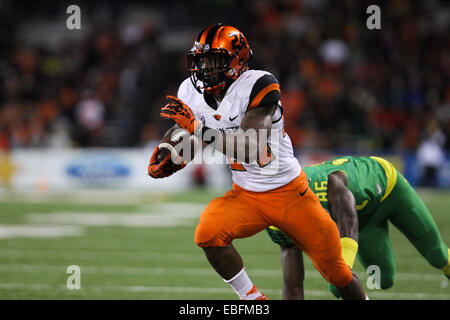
229,115,238,121
299,188,308,196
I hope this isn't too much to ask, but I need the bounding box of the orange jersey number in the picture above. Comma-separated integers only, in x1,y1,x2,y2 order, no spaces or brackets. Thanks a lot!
227,143,275,171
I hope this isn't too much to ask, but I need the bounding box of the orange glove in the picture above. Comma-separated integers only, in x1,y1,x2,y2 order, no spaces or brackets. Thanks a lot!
160,95,202,135
148,146,186,179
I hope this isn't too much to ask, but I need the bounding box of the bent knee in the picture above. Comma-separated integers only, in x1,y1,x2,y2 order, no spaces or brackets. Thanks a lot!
319,258,353,287
364,264,395,289
330,271,353,288
425,247,449,269
195,223,228,247
194,223,215,247
366,265,395,289
380,275,394,289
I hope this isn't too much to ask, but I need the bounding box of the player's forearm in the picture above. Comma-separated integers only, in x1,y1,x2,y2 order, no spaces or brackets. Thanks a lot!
201,126,266,163
201,106,274,163
327,173,359,241
331,191,359,241
330,193,359,270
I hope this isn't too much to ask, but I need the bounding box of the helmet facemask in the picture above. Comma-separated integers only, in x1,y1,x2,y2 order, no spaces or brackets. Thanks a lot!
188,51,232,95
187,24,253,96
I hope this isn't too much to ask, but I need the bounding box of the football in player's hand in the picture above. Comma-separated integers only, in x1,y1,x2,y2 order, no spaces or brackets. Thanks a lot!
156,147,171,164
157,127,199,164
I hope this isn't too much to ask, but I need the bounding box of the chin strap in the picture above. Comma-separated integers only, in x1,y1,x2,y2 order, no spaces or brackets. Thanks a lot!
205,81,227,95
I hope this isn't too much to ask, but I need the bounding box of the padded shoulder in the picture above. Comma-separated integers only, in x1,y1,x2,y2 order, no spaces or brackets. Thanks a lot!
247,72,280,110
226,70,281,112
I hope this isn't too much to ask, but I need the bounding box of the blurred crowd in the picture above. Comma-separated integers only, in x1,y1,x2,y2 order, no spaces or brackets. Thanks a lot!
0,0,449,153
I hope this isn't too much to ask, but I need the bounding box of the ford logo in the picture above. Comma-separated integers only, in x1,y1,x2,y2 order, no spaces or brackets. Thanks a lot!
66,154,130,181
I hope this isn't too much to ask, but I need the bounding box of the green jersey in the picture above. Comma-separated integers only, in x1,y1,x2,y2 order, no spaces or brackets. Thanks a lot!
303,156,397,218
267,157,450,284
266,156,399,247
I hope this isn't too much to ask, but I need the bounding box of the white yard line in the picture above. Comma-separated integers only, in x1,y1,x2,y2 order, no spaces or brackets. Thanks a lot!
0,248,205,261
0,202,206,239
0,282,448,299
3,247,443,281
0,190,177,205
0,225,84,239
26,203,205,228
0,283,53,290
0,262,446,283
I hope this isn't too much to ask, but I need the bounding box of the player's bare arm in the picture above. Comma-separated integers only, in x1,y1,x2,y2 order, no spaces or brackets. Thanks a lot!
213,103,277,163
327,170,360,285
280,244,305,300
327,171,359,241
160,95,277,163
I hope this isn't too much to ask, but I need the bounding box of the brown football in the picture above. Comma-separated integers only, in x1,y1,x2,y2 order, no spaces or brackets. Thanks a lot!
156,127,198,164
156,147,172,164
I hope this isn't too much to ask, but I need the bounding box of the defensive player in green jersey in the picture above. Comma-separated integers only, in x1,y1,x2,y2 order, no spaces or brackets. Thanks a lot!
267,156,450,299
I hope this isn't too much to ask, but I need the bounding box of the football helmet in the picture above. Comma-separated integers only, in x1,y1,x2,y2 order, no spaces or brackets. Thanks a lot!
187,23,253,95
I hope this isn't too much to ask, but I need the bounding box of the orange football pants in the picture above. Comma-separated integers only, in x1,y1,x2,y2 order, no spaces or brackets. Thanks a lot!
194,170,353,287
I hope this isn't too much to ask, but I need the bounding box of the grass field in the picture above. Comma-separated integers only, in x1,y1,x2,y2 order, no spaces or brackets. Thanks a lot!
0,188,448,300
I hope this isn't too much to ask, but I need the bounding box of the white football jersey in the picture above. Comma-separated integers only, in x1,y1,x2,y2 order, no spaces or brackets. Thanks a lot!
177,69,301,192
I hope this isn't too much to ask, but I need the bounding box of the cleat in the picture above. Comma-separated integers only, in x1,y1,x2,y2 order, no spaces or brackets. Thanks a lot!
240,285,268,300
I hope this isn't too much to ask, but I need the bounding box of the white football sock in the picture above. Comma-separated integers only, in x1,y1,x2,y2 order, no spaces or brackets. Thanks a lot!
223,268,263,300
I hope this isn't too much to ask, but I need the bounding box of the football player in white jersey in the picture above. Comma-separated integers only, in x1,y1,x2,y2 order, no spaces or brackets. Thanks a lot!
149,24,367,300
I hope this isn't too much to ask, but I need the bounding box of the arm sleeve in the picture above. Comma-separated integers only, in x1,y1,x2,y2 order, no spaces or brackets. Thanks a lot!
247,74,281,110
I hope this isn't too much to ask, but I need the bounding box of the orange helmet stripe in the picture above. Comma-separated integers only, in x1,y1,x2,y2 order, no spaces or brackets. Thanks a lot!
248,83,281,109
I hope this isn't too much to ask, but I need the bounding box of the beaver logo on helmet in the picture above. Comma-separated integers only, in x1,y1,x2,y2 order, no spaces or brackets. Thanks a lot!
187,23,253,96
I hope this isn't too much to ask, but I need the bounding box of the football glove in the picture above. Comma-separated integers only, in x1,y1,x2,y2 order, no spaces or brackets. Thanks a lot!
160,95,201,135
147,146,186,179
